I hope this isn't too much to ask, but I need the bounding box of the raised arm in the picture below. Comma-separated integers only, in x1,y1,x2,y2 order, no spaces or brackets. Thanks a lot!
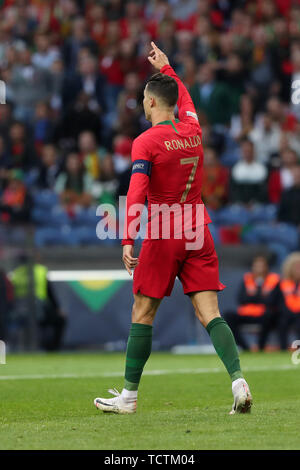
148,41,199,125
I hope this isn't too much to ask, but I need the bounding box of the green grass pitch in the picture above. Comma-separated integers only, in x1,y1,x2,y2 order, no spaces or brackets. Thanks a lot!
0,351,299,450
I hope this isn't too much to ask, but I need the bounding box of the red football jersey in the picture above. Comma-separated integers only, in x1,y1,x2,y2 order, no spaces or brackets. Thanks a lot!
122,64,211,245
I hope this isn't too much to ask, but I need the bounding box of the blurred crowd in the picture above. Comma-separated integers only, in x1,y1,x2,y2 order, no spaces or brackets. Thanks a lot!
0,0,300,260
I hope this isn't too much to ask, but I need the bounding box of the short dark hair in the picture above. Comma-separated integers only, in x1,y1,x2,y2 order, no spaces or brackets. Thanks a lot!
146,73,178,107
252,254,269,264
251,253,273,269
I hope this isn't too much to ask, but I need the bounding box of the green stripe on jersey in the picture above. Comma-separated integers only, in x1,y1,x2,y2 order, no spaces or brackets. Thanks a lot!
157,119,180,133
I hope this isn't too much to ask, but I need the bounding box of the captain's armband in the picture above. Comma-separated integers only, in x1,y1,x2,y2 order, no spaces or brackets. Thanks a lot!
132,159,152,177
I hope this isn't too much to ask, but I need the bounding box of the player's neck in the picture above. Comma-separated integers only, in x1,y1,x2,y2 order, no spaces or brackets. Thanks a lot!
151,112,176,127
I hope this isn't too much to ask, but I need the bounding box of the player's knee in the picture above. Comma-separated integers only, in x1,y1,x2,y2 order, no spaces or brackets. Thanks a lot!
194,306,220,327
131,301,156,325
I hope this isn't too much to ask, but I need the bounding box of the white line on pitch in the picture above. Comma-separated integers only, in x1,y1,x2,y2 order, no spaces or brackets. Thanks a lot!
0,363,297,381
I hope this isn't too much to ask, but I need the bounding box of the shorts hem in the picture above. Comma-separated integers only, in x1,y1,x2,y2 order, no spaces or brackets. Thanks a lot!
133,286,167,299
183,283,226,295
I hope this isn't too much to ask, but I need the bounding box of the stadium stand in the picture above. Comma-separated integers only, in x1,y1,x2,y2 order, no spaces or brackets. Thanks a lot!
0,0,299,263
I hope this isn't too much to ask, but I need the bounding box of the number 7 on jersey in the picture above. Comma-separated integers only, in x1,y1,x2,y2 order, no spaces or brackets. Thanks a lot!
180,156,199,203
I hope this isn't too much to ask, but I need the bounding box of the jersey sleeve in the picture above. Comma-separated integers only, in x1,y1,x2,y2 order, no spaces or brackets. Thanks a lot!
160,64,199,126
122,136,152,246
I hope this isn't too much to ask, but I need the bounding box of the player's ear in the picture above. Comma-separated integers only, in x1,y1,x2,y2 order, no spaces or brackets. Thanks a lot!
150,96,155,108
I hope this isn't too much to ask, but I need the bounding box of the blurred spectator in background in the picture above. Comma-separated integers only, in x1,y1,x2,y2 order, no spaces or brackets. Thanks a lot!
62,17,98,72
265,96,286,128
278,165,300,227
248,25,277,107
201,147,229,210
281,122,300,159
290,41,300,121
119,38,144,79
0,269,14,342
50,58,64,113
8,46,53,122
0,103,14,142
215,52,246,115
268,148,299,204
78,130,115,204
78,130,113,182
54,151,93,211
230,138,268,204
35,144,61,190
112,134,133,176
249,113,281,165
37,262,66,352
224,255,280,351
115,71,143,135
0,135,12,188
190,63,233,126
54,91,102,149
0,170,32,224
230,94,255,141
271,252,300,350
32,31,60,70
173,30,194,74
113,135,133,198
62,53,106,112
180,55,197,90
9,253,65,351
156,18,176,62
86,2,107,49
7,121,36,171
100,42,124,116
33,101,55,154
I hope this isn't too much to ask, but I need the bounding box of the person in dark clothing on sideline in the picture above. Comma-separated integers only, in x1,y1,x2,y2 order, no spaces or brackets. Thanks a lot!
278,166,300,227
0,269,14,342
269,252,300,350
10,254,66,351
39,280,66,352
224,255,280,351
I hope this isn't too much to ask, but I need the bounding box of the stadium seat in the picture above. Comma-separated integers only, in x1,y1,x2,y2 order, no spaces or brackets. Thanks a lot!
73,207,100,226
32,205,71,227
242,222,299,251
248,204,277,224
34,225,80,247
32,190,59,210
215,205,251,226
72,226,118,245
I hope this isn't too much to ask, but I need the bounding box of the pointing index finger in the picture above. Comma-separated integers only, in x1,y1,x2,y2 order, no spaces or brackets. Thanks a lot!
151,41,160,52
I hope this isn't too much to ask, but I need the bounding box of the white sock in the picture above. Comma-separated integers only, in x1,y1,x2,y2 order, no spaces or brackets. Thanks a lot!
121,388,138,403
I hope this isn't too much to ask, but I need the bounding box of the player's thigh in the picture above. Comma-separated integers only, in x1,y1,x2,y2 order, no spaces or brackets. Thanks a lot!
133,239,181,299
189,290,221,328
179,225,225,295
132,292,162,325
